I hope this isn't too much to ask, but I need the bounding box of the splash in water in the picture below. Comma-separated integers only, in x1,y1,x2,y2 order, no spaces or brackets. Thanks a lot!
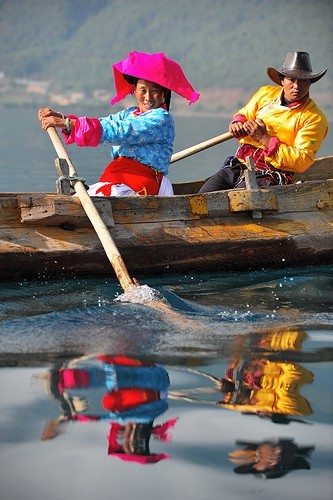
115,284,167,305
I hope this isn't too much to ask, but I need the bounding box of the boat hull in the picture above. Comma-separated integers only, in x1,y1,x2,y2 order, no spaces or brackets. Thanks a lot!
1,156,332,280
1,215,333,280
0,194,333,280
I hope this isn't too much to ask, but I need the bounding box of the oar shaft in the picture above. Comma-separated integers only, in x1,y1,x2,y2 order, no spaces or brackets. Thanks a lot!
170,131,233,164
47,127,135,292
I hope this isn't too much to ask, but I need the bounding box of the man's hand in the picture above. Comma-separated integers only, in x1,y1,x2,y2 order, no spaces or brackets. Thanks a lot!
243,118,271,147
229,121,247,138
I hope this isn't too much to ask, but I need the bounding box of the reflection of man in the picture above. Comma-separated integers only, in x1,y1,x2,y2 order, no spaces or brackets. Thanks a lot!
217,328,314,420
39,355,177,463
169,328,314,423
219,359,313,418
228,438,314,479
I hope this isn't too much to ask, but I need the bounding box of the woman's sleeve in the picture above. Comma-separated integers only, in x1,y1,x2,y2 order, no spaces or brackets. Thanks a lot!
61,115,102,147
99,109,173,145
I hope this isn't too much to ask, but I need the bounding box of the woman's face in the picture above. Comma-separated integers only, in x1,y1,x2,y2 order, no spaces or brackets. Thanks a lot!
134,79,166,112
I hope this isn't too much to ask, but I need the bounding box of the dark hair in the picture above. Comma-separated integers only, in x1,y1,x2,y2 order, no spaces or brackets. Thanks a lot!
132,422,153,455
163,89,171,111
220,378,236,392
123,74,138,85
123,74,171,110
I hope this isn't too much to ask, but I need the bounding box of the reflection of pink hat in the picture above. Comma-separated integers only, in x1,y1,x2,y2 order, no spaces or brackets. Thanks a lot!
107,419,178,465
111,51,200,106
110,452,170,464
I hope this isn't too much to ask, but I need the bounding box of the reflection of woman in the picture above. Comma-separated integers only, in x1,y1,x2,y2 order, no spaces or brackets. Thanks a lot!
99,355,170,421
39,355,177,462
38,51,199,197
229,439,314,479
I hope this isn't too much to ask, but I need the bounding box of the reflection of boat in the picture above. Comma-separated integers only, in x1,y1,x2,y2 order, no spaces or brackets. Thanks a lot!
0,155,332,280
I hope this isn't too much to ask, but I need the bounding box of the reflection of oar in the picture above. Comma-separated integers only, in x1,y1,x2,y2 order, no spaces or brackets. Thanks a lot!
47,127,136,293
170,131,233,163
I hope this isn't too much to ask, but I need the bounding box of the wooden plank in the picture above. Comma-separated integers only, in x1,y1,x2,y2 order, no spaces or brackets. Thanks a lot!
244,156,259,190
271,179,333,212
17,192,232,226
228,189,279,212
173,179,205,195
13,179,333,228
55,158,71,195
228,178,332,214
18,194,115,227
294,155,333,182
242,156,263,219
0,196,21,225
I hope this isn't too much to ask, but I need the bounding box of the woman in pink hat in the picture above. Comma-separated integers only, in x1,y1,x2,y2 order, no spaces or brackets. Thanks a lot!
199,51,328,192
38,51,199,197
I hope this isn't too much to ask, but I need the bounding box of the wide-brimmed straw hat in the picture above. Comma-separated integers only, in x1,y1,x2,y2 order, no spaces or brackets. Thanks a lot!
267,51,327,85
111,51,200,106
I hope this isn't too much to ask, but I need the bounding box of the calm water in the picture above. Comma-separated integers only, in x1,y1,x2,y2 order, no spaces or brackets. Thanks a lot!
0,107,333,499
0,105,235,191
0,270,333,500
0,106,332,191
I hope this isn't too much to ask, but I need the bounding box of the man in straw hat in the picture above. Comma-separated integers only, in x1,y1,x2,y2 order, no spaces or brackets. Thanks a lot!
229,438,314,479
199,51,328,192
39,51,199,197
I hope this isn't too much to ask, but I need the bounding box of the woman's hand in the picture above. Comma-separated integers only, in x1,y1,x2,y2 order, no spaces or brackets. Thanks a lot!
38,108,66,130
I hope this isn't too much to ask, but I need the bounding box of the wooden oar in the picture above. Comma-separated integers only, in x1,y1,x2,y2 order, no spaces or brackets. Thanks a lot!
47,127,137,293
170,131,233,164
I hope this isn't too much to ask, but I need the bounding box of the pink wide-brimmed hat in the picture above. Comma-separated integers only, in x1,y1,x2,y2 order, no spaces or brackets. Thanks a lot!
111,51,200,106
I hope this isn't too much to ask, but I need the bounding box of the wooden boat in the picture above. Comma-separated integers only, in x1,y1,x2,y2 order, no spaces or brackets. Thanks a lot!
0,154,332,281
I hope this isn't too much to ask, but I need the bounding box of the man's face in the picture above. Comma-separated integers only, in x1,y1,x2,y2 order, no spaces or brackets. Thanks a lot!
282,76,311,102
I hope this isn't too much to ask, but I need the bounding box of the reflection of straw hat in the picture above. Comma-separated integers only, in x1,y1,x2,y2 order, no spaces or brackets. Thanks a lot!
231,439,314,479
111,51,200,105
267,51,327,85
